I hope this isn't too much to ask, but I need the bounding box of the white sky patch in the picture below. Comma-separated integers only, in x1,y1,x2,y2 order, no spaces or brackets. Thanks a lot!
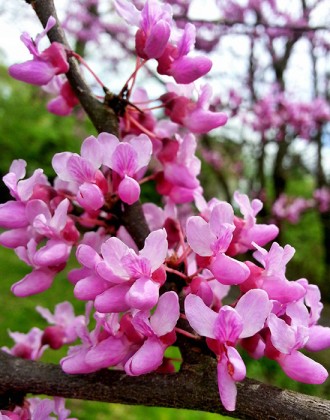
188,0,221,20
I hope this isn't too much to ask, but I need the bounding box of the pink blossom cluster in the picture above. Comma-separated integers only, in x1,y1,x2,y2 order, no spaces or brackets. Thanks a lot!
3,0,330,416
314,187,330,213
251,89,330,141
0,397,77,420
114,0,212,84
1,302,82,419
272,189,330,224
272,194,314,224
3,152,329,411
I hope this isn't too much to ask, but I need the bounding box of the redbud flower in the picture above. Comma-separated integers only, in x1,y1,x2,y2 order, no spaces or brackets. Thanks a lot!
185,290,271,411
186,202,250,285
8,17,69,86
161,84,228,134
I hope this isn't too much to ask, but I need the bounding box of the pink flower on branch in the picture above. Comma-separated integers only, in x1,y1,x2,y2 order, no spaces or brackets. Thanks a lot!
155,133,202,204
74,229,168,312
186,202,250,285
125,291,180,375
115,0,212,84
101,133,152,205
8,17,69,86
227,191,279,256
2,327,47,361
44,77,79,116
241,242,306,303
161,84,228,134
36,301,85,349
266,310,328,385
156,23,212,84
115,0,172,60
185,290,271,411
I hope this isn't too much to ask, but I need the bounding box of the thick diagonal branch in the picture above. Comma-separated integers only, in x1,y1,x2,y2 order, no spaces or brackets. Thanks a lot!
1,350,330,420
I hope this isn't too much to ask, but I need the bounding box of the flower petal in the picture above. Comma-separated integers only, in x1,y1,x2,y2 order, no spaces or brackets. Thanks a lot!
217,356,238,411
140,229,168,272
186,216,214,256
184,293,217,338
118,176,140,205
85,336,128,369
211,253,250,285
94,284,131,313
11,269,54,297
125,336,165,375
150,291,180,336
126,277,160,310
278,351,328,384
235,289,271,338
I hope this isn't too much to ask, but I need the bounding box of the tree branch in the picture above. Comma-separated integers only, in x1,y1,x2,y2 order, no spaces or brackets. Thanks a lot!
1,350,330,420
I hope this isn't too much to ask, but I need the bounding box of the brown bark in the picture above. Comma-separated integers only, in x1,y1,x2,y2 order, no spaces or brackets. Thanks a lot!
1,350,330,420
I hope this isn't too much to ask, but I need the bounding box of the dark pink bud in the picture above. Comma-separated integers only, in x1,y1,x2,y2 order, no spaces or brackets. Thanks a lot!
157,138,179,163
155,172,172,195
156,357,176,374
164,217,180,248
42,326,65,349
160,330,176,346
196,254,212,269
135,29,149,60
12,343,32,359
41,42,69,75
62,218,80,243
151,265,166,286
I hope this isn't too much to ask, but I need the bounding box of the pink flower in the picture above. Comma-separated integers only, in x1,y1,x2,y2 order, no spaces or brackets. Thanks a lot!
242,242,306,303
115,0,172,59
156,133,202,204
27,397,77,420
115,1,211,84
8,199,78,297
267,312,328,385
61,311,130,374
11,239,67,297
161,84,227,134
52,134,109,211
94,229,168,311
185,290,271,411
2,327,47,360
272,194,312,223
227,191,279,256
125,291,180,375
45,77,79,116
186,202,250,285
2,159,48,202
101,133,152,205
156,23,212,84
36,301,85,349
8,17,69,86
